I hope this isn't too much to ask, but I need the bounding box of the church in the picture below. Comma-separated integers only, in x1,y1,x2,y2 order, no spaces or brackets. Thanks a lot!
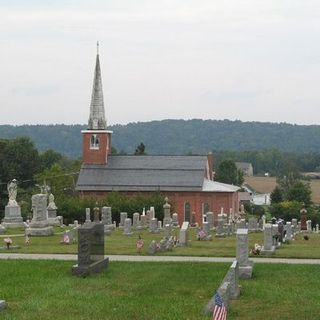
76,48,240,225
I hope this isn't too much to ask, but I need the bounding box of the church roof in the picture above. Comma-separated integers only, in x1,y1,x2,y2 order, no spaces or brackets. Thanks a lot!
76,155,238,193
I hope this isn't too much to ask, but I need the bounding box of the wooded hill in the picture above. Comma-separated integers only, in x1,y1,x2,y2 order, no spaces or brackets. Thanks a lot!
1,119,320,163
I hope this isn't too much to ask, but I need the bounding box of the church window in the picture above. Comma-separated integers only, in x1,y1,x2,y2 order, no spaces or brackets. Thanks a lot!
90,134,100,149
184,202,191,222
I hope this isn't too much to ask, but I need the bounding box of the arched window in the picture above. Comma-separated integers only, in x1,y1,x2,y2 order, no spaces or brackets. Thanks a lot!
90,134,100,149
184,202,191,222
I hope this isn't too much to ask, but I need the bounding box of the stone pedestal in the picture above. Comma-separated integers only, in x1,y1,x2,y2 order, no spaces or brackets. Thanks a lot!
47,208,60,226
3,204,24,228
26,194,53,236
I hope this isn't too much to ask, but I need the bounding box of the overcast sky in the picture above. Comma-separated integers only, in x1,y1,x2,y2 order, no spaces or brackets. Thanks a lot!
1,0,320,126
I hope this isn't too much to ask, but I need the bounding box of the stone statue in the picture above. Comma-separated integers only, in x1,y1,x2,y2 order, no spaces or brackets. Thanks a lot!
47,193,57,210
7,179,18,206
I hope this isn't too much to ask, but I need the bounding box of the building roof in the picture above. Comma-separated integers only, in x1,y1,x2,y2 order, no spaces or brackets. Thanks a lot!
77,155,238,193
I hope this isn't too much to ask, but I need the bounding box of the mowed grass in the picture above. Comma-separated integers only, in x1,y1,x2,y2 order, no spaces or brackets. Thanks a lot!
3,228,320,259
0,260,228,320
0,260,320,320
230,263,320,320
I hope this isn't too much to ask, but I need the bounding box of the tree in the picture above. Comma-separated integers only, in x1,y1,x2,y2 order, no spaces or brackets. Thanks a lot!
270,186,283,204
215,159,244,186
286,181,312,206
134,142,146,155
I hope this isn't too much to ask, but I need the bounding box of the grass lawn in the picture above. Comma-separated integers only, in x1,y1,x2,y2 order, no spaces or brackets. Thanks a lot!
0,260,228,320
2,227,320,259
0,260,319,319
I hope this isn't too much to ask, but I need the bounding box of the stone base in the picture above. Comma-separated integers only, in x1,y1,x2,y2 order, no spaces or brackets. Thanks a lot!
72,257,109,276
2,221,24,229
26,226,54,236
0,300,7,311
47,217,61,226
261,246,276,255
239,261,254,279
215,233,226,238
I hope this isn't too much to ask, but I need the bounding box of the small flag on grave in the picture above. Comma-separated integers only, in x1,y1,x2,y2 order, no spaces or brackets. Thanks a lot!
212,292,227,320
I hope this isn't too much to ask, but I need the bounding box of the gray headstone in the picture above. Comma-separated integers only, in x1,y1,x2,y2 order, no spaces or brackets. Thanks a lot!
72,223,109,276
179,221,189,245
236,229,253,279
119,212,127,228
215,216,225,237
26,194,54,236
85,208,91,223
164,224,172,239
149,218,159,233
206,212,214,229
261,223,275,255
123,218,133,236
140,215,147,229
172,213,179,227
132,212,140,229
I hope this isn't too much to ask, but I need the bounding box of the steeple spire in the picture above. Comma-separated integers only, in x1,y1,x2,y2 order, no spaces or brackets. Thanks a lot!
88,42,106,130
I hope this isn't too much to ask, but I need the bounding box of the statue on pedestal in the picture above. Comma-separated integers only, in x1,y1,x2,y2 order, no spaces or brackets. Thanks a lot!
7,179,18,206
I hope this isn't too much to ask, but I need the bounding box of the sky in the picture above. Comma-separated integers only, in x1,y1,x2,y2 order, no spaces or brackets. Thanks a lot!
1,0,320,126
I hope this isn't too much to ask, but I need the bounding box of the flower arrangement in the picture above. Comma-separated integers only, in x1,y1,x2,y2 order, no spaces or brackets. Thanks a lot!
4,237,13,249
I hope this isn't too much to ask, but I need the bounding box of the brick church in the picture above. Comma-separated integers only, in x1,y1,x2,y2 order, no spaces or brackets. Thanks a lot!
76,48,240,225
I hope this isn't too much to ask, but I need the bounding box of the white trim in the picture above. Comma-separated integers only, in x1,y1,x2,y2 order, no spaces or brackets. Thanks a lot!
81,130,113,134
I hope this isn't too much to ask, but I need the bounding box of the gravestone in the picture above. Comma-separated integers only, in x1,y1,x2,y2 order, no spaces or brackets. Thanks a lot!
3,179,24,228
291,218,298,234
93,206,100,223
85,208,91,224
206,212,214,229
164,224,172,239
119,212,127,228
179,221,189,246
316,224,319,233
248,217,258,232
261,223,275,255
285,222,293,241
148,240,158,254
149,207,155,220
215,215,225,237
132,212,140,229
123,218,133,236
140,215,147,229
200,222,212,240
300,208,307,230
261,214,266,230
163,197,172,227
236,219,246,230
307,220,312,233
172,213,179,227
26,194,54,236
47,193,60,226
0,300,7,311
236,229,253,279
72,223,108,276
158,221,162,229
226,260,240,299
101,206,115,234
272,224,280,247
0,224,6,234
149,218,159,233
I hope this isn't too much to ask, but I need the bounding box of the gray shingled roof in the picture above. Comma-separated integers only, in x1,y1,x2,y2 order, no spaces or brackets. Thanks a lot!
76,155,207,192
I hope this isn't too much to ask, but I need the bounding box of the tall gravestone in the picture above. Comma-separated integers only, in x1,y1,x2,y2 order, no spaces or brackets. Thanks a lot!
72,223,109,276
132,212,140,229
236,229,253,279
163,197,172,227
123,218,133,236
179,221,189,246
119,212,127,228
215,215,225,237
27,194,54,236
206,212,214,229
47,193,60,226
300,208,307,231
285,222,293,240
101,206,114,234
3,179,24,228
85,208,91,224
261,223,275,255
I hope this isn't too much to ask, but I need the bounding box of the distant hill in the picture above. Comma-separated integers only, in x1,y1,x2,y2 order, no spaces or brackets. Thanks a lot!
1,119,320,158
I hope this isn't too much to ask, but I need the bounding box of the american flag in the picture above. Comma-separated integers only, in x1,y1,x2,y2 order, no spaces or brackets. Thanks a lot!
212,292,227,320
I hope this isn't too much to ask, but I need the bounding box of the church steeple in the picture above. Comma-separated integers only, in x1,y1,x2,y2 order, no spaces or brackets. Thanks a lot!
88,41,106,130
82,43,113,165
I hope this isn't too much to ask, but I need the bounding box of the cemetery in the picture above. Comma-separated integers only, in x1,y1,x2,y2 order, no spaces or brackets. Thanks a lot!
1,181,320,319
